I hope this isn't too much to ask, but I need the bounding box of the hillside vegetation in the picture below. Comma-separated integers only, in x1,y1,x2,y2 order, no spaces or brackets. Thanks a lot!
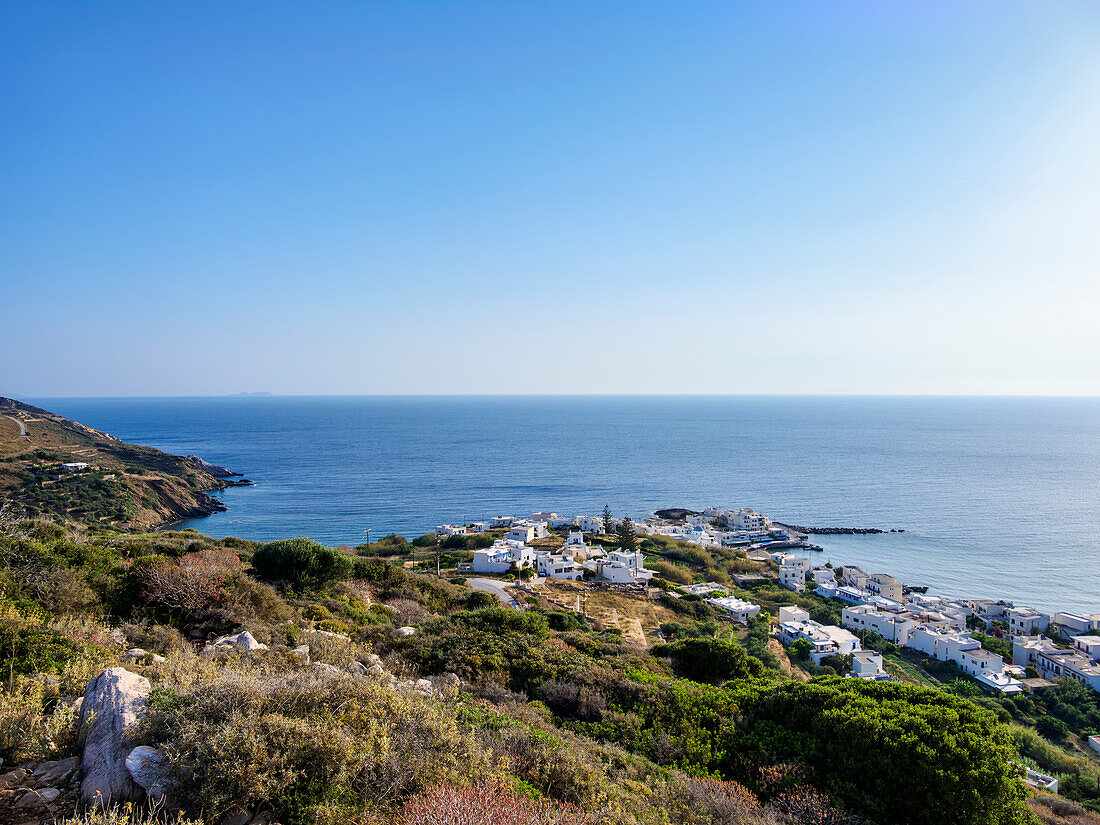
0,514,1061,825
0,398,231,531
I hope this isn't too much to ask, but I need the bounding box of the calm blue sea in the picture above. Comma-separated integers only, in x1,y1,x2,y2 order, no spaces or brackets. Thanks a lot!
27,396,1100,614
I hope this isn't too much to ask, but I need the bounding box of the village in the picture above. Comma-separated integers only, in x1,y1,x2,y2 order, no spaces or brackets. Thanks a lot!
435,504,1100,790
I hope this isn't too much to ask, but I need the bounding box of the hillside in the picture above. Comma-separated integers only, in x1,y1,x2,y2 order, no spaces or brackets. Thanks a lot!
3,518,1097,825
0,397,234,531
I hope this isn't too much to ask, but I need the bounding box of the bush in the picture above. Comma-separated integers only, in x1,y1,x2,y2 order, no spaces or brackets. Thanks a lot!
0,677,79,763
251,538,353,592
395,782,591,824
1036,714,1068,741
726,678,1032,825
465,591,498,610
653,638,764,683
135,669,488,824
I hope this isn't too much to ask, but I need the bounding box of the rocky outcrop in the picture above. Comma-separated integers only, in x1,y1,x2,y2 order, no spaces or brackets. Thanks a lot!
78,667,150,804
187,455,240,478
202,630,268,655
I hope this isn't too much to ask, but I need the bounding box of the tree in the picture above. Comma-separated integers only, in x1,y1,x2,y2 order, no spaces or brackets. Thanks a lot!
251,538,354,592
616,516,637,552
788,638,813,662
602,504,614,535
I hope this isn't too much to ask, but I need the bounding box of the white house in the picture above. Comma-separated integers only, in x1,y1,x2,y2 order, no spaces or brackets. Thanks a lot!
507,523,549,543
1006,607,1049,637
1052,613,1100,635
909,627,1022,693
779,606,810,624
468,522,491,533
707,596,761,624
1013,636,1100,692
838,565,869,590
435,524,468,537
866,574,903,602
732,508,770,531
597,550,654,584
548,516,576,529
471,539,535,574
778,617,861,665
720,531,753,547
779,557,811,593
489,516,515,529
535,551,583,580
842,605,918,645
1022,768,1059,794
61,462,89,473
578,514,619,534
835,586,871,606
1072,636,1100,660
850,651,888,680
530,512,558,523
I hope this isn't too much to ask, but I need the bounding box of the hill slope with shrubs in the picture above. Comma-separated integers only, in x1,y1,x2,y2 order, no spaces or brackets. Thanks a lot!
0,516,1068,825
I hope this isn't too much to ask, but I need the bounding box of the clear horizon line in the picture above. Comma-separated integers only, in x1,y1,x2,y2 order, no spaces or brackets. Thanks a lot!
14,391,1100,400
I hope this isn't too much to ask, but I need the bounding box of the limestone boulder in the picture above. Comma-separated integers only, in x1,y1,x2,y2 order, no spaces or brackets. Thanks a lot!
78,668,150,804
126,746,170,802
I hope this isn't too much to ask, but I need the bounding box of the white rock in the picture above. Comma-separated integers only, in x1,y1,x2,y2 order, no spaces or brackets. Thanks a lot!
150,654,167,664
312,662,341,675
292,645,311,665
414,678,433,693
125,746,169,801
123,648,148,660
347,661,368,677
78,668,150,804
204,630,269,654
364,653,383,666
368,663,385,676
395,626,417,638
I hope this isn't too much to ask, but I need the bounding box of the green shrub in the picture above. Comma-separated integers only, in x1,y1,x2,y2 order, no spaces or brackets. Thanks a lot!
251,538,353,592
652,638,764,683
725,678,1032,825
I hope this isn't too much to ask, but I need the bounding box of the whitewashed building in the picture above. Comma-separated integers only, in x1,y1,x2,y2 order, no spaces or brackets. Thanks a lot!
707,596,761,624
471,539,535,574
1013,636,1100,692
596,550,654,584
850,651,888,680
908,627,1023,693
1006,607,1050,637
777,616,862,665
842,605,919,645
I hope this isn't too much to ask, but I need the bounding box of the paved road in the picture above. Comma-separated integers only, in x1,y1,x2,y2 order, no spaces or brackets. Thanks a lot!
3,415,26,438
467,577,519,610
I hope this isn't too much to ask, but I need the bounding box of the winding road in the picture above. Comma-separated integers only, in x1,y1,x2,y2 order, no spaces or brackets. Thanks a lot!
3,415,27,438
467,577,519,610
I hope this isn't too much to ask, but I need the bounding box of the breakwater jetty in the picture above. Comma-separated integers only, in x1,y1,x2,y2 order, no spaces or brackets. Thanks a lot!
775,523,902,535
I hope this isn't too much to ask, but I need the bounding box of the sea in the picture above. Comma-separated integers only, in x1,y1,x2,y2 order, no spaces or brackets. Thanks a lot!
27,395,1100,615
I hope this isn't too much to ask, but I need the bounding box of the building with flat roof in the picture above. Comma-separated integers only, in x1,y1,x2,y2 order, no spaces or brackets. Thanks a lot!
1013,636,1100,692
707,596,762,624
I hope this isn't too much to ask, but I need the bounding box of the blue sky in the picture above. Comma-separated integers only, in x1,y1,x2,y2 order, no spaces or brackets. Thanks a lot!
4,2,1100,395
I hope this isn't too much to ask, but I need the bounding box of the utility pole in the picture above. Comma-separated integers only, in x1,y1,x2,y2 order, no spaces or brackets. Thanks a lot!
436,534,442,577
